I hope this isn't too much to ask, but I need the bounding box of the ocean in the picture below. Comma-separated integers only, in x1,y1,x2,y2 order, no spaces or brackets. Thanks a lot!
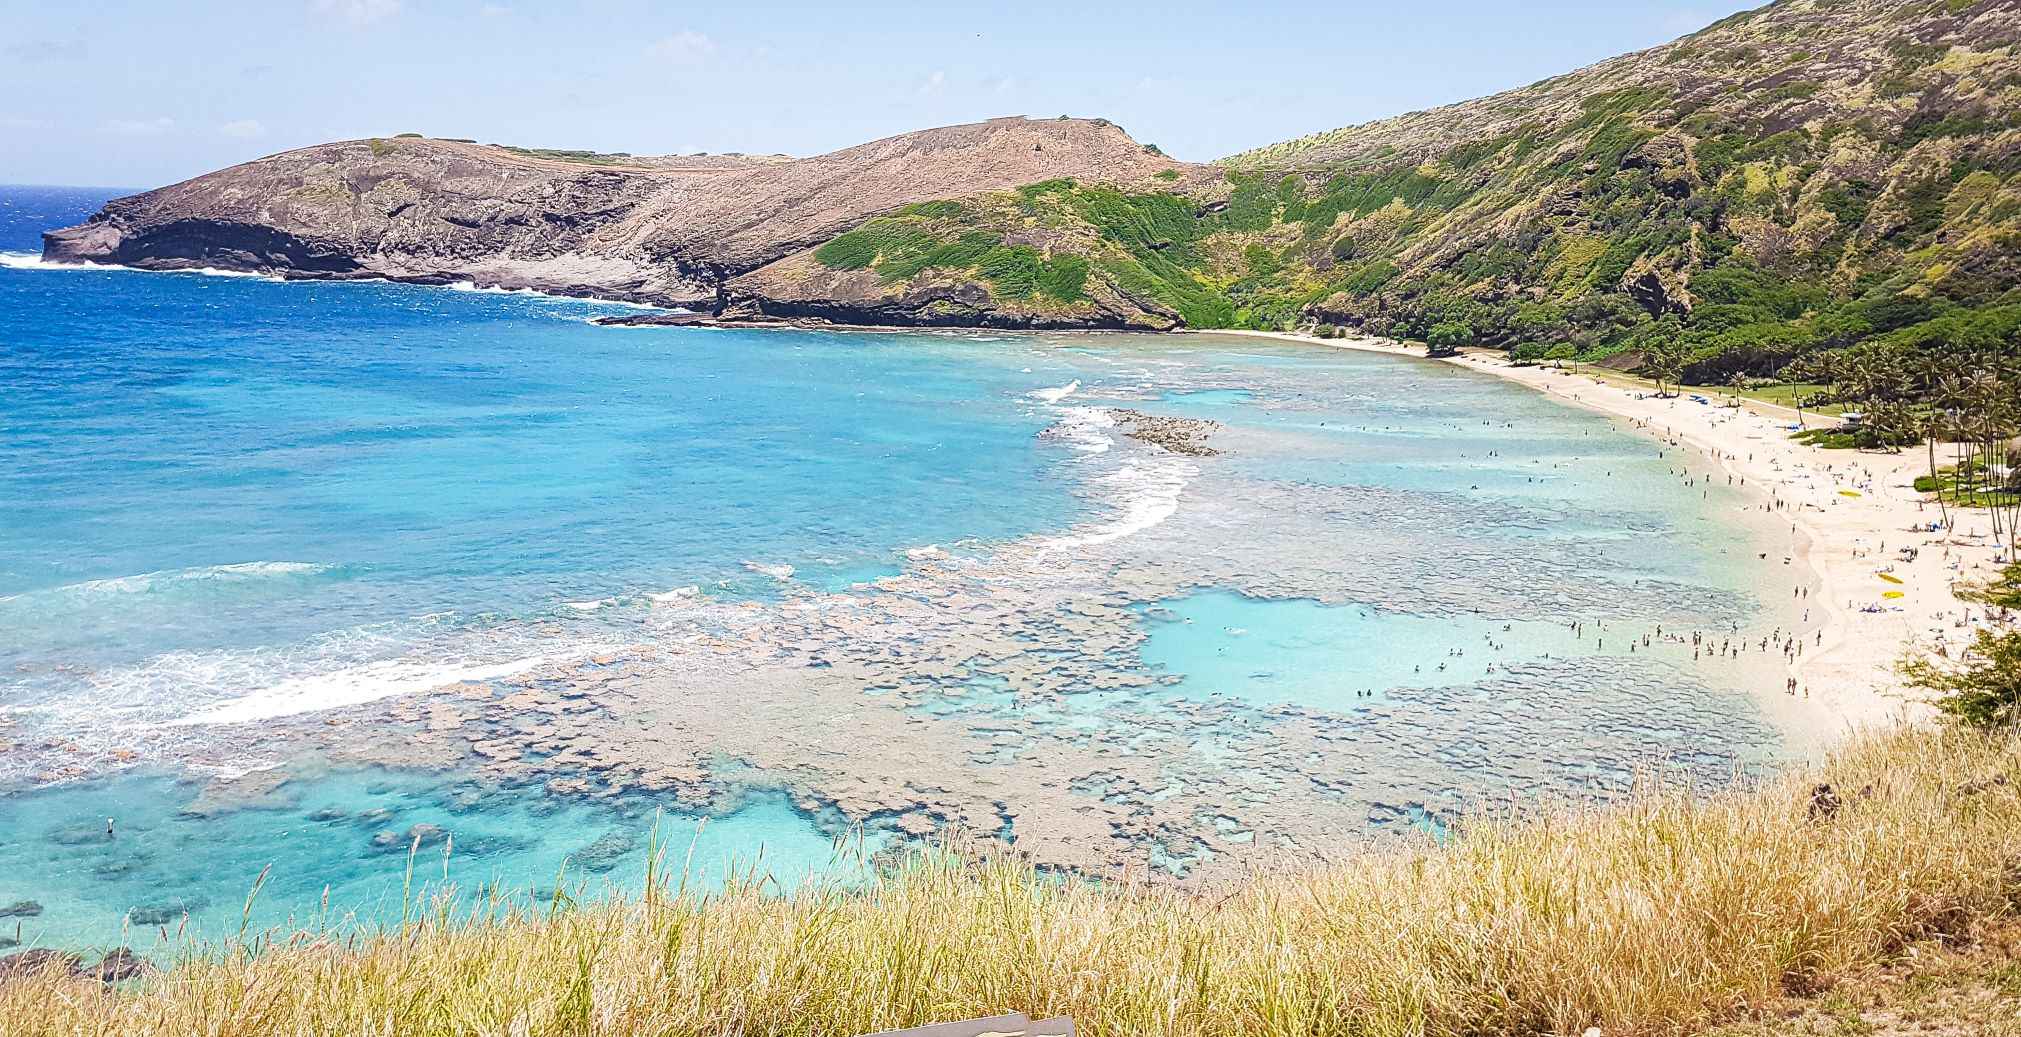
0,185,1804,952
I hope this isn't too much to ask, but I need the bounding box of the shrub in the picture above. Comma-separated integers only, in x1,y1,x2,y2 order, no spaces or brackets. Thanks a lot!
899,200,970,220
814,219,939,273
978,246,1043,298
1902,629,2021,727
1036,255,1089,302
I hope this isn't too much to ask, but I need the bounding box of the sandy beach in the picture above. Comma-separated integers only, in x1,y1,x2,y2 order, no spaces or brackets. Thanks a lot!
1210,329,2012,749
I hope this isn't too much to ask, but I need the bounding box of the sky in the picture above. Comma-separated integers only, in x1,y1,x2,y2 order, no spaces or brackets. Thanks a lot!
0,0,1761,189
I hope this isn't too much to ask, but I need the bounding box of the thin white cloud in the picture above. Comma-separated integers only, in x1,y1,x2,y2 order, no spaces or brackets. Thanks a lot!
479,3,509,15
645,30,715,64
917,69,947,97
312,0,401,26
105,117,176,136
0,115,48,130
220,119,267,139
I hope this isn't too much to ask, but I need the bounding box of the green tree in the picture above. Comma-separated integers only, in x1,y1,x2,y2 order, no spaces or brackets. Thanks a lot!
1643,339,1688,397
1426,321,1472,358
1901,629,2021,727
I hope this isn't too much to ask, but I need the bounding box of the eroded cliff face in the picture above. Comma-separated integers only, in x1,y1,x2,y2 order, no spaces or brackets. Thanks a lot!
44,117,1191,319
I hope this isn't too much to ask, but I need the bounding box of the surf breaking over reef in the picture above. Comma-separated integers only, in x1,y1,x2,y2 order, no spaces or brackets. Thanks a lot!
2,336,1804,898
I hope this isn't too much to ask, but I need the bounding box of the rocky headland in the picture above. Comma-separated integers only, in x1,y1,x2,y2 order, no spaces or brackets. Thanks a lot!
43,117,1206,328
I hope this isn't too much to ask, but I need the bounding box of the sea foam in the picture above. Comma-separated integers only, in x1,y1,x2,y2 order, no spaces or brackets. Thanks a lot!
173,653,566,726
0,561,336,602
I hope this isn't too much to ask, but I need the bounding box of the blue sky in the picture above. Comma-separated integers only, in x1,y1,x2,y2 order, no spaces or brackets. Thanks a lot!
0,0,1757,189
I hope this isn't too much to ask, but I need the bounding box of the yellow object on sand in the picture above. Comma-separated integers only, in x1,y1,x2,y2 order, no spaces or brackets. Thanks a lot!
1878,573,1903,585
1883,591,1905,599
1838,489,1861,497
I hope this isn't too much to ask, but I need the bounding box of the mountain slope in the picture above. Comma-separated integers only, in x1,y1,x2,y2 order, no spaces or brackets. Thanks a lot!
732,0,2021,385
1209,0,2021,379
43,118,1191,313
42,0,2021,375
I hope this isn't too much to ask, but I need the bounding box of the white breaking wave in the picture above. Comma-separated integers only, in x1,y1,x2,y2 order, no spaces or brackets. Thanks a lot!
166,265,275,280
1029,380,1080,404
649,585,701,602
0,251,279,279
1043,406,1116,455
0,561,335,602
744,561,796,580
0,251,108,271
172,653,567,726
1040,461,1193,550
0,252,663,309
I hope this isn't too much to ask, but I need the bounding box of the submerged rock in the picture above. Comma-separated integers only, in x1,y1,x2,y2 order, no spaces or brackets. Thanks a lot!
91,857,147,879
127,896,209,927
369,822,449,853
0,949,82,978
570,829,640,874
44,822,111,846
90,948,149,983
0,901,42,919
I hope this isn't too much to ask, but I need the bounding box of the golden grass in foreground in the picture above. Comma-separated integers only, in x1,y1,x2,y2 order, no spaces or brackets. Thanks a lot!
5,726,2019,1036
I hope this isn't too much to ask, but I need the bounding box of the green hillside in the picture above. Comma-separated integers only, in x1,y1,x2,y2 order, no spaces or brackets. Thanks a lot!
765,0,2021,392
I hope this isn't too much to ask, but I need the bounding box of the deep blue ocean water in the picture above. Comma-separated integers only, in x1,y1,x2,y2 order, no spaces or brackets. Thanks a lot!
0,185,1795,953
1,188,1088,734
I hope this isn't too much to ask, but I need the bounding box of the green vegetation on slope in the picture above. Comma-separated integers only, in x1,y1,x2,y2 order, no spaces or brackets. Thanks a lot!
6,725,2018,1036
812,211,1092,305
496,145,638,166
1223,0,2021,393
791,0,2021,392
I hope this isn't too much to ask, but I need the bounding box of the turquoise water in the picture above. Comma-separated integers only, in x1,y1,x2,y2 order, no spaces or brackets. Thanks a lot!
0,767,851,954
1141,591,1595,709
0,187,1796,953
0,187,1078,950
0,189,1086,739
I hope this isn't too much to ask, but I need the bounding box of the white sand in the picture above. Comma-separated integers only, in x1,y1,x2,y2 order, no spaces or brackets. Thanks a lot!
1204,329,2012,749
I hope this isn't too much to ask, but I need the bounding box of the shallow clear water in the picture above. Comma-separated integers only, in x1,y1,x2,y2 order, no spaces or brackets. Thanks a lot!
1140,591,1597,709
0,186,1800,954
0,767,851,954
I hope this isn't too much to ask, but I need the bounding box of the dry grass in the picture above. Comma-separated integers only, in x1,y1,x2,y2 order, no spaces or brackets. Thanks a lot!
4,725,2019,1036
1702,916,2021,1036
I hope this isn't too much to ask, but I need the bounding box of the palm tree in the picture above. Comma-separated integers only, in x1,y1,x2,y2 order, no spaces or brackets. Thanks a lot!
1644,340,1686,397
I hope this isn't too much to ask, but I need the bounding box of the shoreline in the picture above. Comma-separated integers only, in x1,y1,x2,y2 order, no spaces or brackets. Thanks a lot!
1204,328,2009,750
8,245,1989,748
